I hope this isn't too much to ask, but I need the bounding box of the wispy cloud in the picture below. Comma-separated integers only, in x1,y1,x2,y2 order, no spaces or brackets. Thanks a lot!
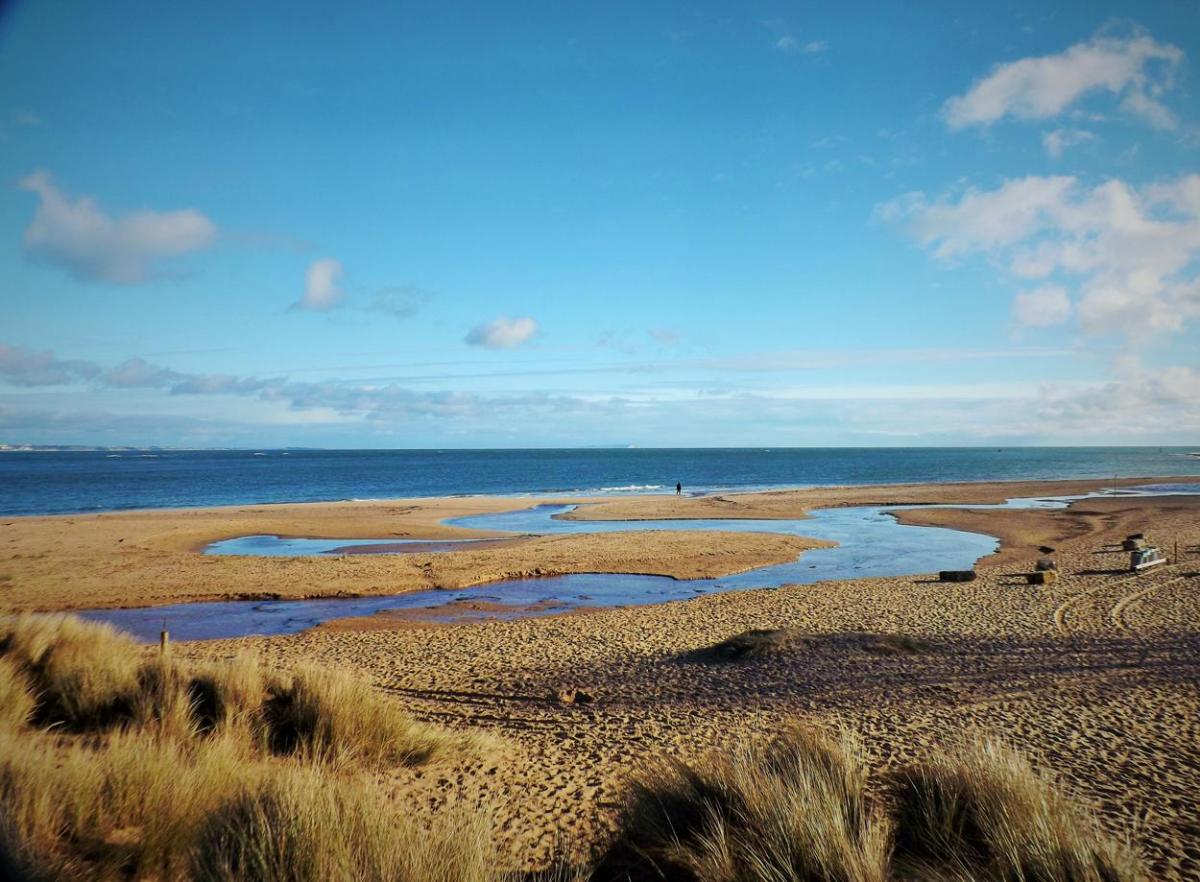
370,285,434,320
1033,361,1200,435
17,170,218,284
1042,127,1095,158
0,343,99,386
11,109,41,127
942,30,1183,130
464,315,538,349
1013,284,1072,327
775,35,827,54
5,340,1198,443
647,327,682,347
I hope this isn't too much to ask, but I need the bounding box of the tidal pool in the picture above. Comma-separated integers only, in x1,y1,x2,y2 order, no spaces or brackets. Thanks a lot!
80,485,1196,642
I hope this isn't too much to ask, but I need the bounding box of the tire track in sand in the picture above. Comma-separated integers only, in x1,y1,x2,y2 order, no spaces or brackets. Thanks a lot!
1109,574,1193,632
1053,564,1185,635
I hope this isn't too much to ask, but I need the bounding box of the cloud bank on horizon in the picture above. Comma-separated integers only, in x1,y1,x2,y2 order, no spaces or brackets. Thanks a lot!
1,3,1198,447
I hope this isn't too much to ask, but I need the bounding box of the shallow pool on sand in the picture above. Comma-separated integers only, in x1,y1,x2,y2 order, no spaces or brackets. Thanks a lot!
83,501,1001,641
81,486,1197,642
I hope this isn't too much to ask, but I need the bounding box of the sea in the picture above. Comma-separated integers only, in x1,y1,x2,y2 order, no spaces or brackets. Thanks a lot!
2,447,1198,517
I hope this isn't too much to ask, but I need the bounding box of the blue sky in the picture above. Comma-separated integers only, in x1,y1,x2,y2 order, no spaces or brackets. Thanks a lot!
1,0,1198,446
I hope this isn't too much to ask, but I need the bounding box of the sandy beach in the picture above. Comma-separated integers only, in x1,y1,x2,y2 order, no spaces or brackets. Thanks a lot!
4,475,1200,879
0,495,826,612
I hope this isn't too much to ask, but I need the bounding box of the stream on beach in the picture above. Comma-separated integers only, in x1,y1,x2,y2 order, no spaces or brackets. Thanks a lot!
78,484,1197,642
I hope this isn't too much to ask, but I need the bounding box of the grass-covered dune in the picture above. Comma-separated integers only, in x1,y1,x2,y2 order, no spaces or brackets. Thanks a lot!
0,614,1143,882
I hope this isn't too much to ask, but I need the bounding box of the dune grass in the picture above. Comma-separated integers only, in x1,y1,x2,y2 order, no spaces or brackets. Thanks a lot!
0,613,485,767
188,654,267,737
264,663,478,768
0,726,250,880
0,613,142,728
0,725,494,882
695,629,931,662
0,614,501,881
890,741,1144,882
592,725,890,882
193,769,498,882
0,657,35,730
593,729,1144,882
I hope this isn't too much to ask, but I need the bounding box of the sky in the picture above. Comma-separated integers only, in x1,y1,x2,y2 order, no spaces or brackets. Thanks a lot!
1,0,1198,447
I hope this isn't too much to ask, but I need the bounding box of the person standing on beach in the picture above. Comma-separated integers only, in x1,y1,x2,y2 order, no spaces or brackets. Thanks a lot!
676,482,682,495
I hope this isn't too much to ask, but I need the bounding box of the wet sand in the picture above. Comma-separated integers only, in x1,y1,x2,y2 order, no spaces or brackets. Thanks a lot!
4,475,1195,613
0,487,854,612
5,476,1200,879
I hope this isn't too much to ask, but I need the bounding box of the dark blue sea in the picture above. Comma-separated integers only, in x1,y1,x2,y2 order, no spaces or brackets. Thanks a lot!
2,447,1198,516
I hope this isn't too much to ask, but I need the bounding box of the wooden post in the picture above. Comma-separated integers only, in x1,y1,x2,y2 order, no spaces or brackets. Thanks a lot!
159,629,169,656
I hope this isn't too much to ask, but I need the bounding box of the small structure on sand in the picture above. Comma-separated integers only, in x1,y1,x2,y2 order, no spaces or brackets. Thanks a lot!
1130,546,1166,572
939,570,976,582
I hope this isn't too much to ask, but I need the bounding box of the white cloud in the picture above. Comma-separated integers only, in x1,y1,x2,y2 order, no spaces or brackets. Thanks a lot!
1013,285,1072,327
942,32,1183,130
875,176,1076,259
877,174,1200,337
775,35,827,54
1042,127,1095,158
294,257,345,311
1035,362,1200,436
17,170,218,284
464,316,538,349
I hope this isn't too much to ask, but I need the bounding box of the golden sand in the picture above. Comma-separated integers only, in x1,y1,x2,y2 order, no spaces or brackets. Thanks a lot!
4,476,1200,879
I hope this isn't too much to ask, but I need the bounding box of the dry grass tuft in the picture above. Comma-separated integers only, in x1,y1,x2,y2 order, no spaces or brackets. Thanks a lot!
0,726,249,880
0,614,504,881
0,615,485,768
695,629,930,663
133,657,202,741
193,769,498,882
0,614,141,728
264,663,479,768
0,657,35,730
890,740,1144,882
592,725,890,882
187,654,267,739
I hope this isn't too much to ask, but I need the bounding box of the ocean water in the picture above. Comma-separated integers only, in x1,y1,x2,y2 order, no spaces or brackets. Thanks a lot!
2,447,1198,516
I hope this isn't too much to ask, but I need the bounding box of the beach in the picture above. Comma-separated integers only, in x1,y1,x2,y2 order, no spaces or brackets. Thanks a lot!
3,475,1200,878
